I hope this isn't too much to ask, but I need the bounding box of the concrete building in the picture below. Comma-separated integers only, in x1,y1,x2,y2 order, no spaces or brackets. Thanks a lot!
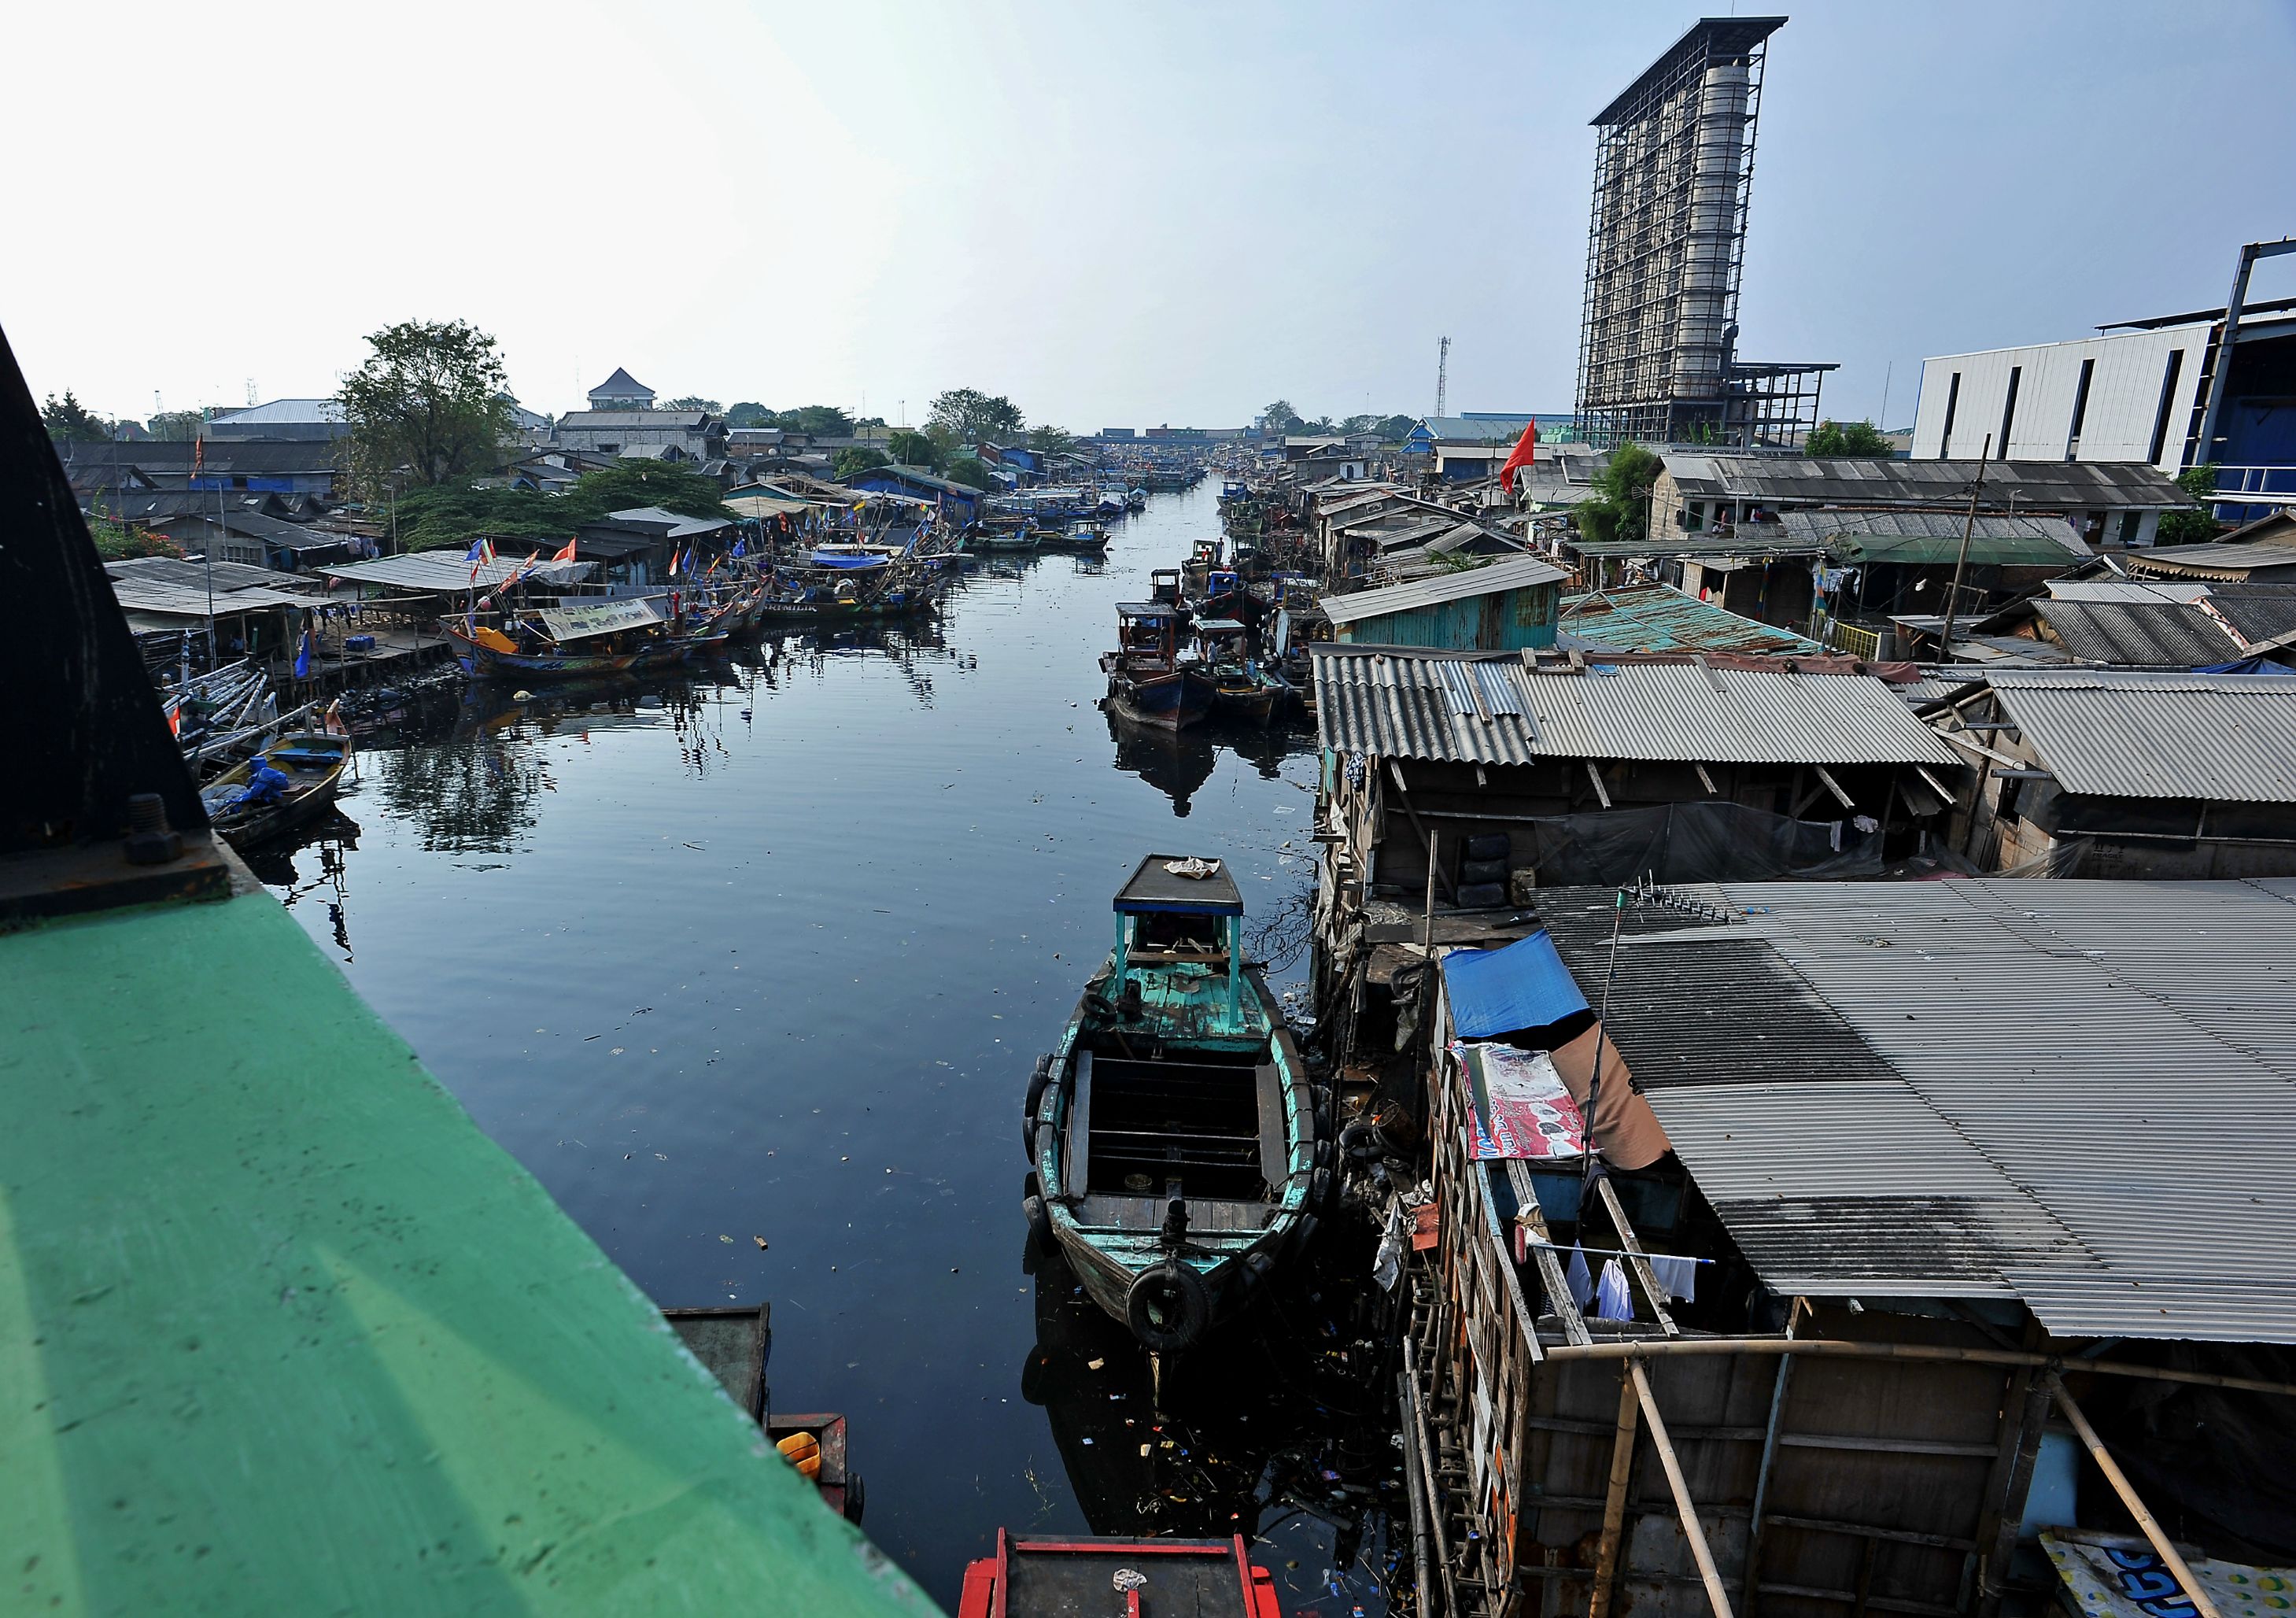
585,367,656,409
552,409,722,461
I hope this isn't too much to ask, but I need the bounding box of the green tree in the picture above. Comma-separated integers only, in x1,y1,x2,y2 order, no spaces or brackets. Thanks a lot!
42,390,114,441
832,447,891,482
1026,423,1073,456
663,396,722,414
777,404,855,437
386,463,732,552
84,502,183,560
146,409,210,441
941,456,991,490
725,402,773,427
1805,418,1895,457
2156,464,2224,547
1575,443,1665,547
926,387,1025,445
1260,400,1303,434
338,319,515,490
888,428,939,470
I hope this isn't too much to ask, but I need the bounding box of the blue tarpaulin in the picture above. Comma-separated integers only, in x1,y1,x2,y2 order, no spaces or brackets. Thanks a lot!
1440,930,1589,1039
2197,657,2296,675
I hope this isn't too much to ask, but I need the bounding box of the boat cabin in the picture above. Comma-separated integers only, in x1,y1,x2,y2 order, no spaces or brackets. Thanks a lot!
1150,568,1183,604
1110,852,1251,1040
1112,601,1182,669
1194,617,1248,666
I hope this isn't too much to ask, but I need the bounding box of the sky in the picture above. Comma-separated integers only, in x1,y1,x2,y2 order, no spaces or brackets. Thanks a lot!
6,0,2294,434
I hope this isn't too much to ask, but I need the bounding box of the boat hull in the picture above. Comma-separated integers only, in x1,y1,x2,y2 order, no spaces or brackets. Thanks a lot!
1103,663,1213,730
440,624,726,681
205,733,350,851
1025,962,1319,1353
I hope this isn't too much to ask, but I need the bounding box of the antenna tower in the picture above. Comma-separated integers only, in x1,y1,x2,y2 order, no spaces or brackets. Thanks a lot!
1434,336,1450,418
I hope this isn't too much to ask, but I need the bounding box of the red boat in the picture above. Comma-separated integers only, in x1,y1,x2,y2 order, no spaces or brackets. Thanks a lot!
958,1531,1279,1617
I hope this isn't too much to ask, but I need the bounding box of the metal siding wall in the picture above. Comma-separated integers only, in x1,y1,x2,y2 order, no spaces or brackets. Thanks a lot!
1913,325,2209,469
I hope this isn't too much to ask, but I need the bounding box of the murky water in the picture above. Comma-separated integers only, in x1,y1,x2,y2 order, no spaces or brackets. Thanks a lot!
257,484,1398,1612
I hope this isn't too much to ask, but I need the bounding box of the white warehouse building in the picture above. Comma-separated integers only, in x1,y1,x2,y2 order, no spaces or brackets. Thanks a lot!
1912,296,2296,512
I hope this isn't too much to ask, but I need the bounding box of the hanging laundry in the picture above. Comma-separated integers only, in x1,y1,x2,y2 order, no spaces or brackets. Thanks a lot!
1647,1254,1699,1303
1566,1244,1596,1311
1594,1258,1634,1321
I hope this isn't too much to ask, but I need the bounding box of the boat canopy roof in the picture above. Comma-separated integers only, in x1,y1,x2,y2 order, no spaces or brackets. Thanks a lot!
537,597,664,641
1197,619,1246,634
1116,600,1176,619
1114,854,1245,916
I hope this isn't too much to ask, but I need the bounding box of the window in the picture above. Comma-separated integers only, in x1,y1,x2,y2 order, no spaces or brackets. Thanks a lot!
2119,511,2142,545
2147,350,2184,466
2065,357,2095,459
1997,367,2022,459
1940,372,1962,458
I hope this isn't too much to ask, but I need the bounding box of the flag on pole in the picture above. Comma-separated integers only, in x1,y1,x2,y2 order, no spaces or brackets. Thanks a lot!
552,534,578,563
465,536,495,582
1497,421,1539,493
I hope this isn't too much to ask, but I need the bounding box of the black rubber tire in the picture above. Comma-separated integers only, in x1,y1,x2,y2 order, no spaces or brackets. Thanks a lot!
1464,833,1512,863
1022,1193,1051,1248
1340,1119,1390,1162
1311,1166,1331,1207
1024,1170,1040,1201
843,1470,866,1524
1125,1258,1213,1356
1024,1053,1053,1124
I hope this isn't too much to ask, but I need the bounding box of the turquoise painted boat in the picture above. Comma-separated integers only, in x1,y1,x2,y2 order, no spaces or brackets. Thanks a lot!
1022,855,1326,1356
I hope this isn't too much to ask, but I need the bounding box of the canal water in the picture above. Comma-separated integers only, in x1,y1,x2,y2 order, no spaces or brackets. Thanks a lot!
257,483,1401,1614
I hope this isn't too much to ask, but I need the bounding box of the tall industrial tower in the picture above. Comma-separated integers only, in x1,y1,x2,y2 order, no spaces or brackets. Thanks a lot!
1572,17,1833,451
1434,335,1450,419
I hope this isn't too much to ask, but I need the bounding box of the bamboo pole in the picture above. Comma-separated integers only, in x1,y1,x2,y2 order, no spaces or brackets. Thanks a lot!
1630,1360,1735,1618
1588,1366,1641,1618
2048,1376,2221,1618
1538,1336,2296,1400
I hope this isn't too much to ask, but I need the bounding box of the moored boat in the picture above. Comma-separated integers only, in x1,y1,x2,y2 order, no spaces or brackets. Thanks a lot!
200,730,352,850
1194,619,1286,727
1100,601,1213,730
1021,855,1323,1356
959,1532,1279,1618
1045,519,1109,554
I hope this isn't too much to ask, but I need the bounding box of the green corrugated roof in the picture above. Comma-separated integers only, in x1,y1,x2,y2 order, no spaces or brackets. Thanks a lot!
2,890,932,1617
1559,584,1824,656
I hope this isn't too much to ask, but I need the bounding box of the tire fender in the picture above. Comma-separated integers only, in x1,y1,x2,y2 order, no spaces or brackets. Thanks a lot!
1125,1258,1212,1355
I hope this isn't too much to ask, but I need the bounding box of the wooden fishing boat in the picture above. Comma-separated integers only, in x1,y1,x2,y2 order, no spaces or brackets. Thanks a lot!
1022,856,1323,1356
200,731,351,850
440,620,726,679
1101,602,1213,730
1042,520,1109,554
959,1532,1279,1618
965,526,1041,554
1193,619,1285,726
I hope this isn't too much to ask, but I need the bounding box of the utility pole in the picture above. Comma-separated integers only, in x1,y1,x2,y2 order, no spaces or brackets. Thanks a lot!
1434,336,1450,419
1936,432,1992,657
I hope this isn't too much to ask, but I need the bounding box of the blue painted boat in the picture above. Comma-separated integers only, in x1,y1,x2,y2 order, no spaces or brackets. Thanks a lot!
1022,855,1323,1355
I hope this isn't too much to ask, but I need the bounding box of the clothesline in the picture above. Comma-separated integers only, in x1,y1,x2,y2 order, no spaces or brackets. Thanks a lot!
1523,1238,1716,1266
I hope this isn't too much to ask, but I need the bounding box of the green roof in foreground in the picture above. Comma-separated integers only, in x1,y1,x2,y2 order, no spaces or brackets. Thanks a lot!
2,888,931,1617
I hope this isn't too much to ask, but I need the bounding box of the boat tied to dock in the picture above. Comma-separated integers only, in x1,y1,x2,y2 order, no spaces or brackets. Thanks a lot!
1023,855,1326,1357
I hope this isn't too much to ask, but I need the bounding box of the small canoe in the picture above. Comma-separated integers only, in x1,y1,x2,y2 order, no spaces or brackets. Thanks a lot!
1023,855,1323,1356
201,731,351,851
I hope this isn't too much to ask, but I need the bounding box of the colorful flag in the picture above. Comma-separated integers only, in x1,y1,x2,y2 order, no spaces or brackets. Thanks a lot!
293,621,313,679
552,534,579,563
465,536,496,582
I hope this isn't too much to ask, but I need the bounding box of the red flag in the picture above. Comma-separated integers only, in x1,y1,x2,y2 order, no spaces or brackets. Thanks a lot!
1497,421,1538,491
552,534,578,563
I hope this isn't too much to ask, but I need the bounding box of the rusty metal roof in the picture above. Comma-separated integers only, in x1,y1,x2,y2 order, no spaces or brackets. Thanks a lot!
1558,583,1823,656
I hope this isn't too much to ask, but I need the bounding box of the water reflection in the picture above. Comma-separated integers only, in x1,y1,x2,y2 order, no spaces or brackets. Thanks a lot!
1105,709,1219,815
1021,1233,1405,1612
1102,707,1316,818
238,811,362,962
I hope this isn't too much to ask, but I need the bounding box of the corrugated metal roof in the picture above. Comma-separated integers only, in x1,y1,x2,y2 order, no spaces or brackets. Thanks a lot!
1777,508,2087,566
2125,541,2296,581
1320,555,1566,626
1535,879,2296,1342
1980,668,2296,801
1559,584,1824,656
1661,454,2191,511
2030,599,2242,666
316,549,594,592
1313,646,1958,766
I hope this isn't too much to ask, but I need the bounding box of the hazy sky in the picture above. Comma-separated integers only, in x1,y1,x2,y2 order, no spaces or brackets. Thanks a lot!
7,1,2293,434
